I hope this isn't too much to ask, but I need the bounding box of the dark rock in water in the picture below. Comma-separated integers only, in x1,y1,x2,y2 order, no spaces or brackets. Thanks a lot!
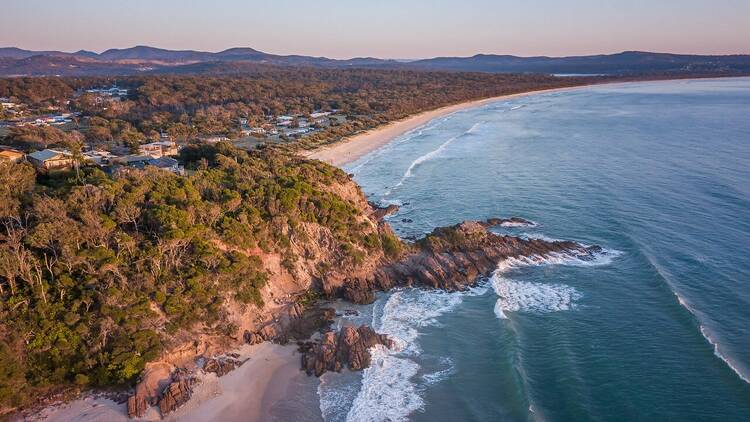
158,371,196,416
329,219,603,304
301,325,394,376
343,309,359,316
401,218,413,223
369,201,400,220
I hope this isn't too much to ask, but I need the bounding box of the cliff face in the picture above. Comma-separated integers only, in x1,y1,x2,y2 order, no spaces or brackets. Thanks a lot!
123,177,609,418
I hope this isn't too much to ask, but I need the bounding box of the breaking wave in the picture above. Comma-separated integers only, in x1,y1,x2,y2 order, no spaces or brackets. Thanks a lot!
385,122,481,195
700,325,750,384
645,252,750,385
491,248,621,319
338,286,486,421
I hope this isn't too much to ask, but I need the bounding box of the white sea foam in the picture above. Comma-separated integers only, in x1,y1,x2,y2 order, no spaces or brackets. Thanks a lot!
492,276,582,319
498,220,538,228
345,346,423,422
510,104,526,110
342,288,473,421
422,356,456,385
673,290,750,384
699,325,750,384
491,247,620,319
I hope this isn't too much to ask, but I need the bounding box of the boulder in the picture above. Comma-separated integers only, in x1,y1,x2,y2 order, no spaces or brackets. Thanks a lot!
302,325,393,376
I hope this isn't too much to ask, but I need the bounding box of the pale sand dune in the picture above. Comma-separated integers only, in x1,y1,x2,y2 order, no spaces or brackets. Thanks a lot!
39,343,300,422
306,86,588,167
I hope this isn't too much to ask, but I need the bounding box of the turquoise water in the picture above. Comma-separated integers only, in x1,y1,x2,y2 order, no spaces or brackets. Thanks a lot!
320,78,750,421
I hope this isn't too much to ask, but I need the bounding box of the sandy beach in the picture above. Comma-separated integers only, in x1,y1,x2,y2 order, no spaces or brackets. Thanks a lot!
306,85,590,167
37,343,301,422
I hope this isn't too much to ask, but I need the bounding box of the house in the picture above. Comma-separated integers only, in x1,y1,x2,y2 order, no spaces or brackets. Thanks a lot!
144,157,184,174
309,111,331,119
82,149,117,166
112,154,153,167
202,136,230,144
27,149,74,171
112,155,184,175
0,147,25,163
138,141,179,158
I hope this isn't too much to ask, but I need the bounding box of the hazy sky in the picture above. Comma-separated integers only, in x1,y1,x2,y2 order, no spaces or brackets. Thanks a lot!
2,0,748,58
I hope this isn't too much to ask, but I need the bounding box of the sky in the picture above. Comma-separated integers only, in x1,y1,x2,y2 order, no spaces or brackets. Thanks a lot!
2,0,749,59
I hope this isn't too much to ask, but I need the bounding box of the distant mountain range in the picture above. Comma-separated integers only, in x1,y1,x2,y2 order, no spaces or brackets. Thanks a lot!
1,46,749,77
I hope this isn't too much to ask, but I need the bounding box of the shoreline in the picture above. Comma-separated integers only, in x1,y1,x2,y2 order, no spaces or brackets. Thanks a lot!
305,84,592,167
36,343,300,422
305,76,747,167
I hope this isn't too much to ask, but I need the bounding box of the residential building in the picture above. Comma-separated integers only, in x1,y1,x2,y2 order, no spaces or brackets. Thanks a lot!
27,149,74,171
138,141,179,158
82,149,117,166
0,147,25,163
202,136,230,144
112,155,184,175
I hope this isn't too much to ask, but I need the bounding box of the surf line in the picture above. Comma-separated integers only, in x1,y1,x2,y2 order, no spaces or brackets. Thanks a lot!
384,122,482,196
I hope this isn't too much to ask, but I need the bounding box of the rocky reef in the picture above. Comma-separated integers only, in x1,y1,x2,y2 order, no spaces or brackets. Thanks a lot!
300,325,394,376
330,219,602,304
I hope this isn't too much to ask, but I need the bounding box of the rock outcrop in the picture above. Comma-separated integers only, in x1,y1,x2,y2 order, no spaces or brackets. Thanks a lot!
370,201,400,220
329,219,604,303
203,354,242,377
127,394,148,419
157,371,196,416
301,325,394,376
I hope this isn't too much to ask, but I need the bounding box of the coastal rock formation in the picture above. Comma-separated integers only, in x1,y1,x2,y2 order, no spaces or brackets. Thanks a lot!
370,201,400,220
330,219,602,303
126,362,173,418
158,371,196,416
126,394,148,419
203,354,243,377
243,306,336,346
301,325,394,376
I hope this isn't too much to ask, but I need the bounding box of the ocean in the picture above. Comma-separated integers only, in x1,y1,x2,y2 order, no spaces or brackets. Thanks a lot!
315,77,750,421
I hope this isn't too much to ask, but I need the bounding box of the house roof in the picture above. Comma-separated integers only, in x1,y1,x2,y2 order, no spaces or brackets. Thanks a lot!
147,157,179,168
28,149,70,161
0,149,24,160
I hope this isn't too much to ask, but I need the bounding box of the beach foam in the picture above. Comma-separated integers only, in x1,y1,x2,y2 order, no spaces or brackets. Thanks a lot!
492,276,582,319
337,286,486,421
491,247,620,319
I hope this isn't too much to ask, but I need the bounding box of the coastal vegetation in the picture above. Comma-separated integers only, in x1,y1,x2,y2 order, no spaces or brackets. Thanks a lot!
0,142,390,412
1,69,586,151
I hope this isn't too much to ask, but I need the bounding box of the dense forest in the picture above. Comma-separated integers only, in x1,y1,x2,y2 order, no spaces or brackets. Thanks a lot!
1,68,590,151
0,143,399,412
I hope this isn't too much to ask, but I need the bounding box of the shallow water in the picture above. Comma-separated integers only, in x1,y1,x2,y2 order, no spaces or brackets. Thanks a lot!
320,77,750,421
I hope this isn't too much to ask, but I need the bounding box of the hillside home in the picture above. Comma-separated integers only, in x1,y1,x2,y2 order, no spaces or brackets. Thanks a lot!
138,141,179,158
27,149,74,171
0,147,25,163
